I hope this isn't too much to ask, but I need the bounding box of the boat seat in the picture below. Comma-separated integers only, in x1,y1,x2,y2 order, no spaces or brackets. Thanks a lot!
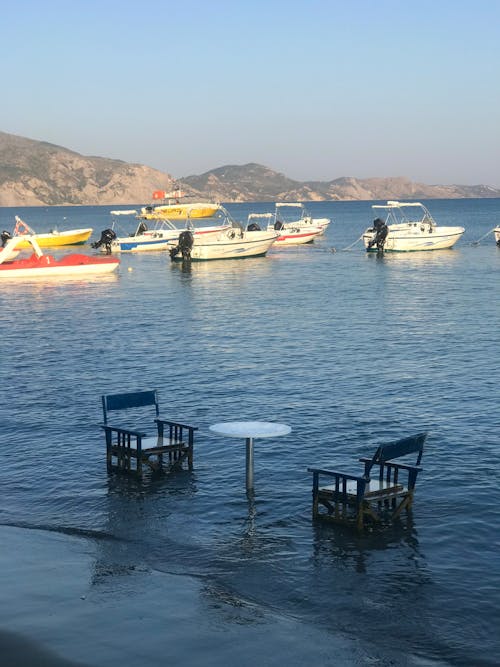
308,432,427,530
99,390,197,477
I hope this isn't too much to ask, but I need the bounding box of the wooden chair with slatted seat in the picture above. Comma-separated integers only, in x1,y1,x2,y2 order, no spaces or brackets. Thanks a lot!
308,432,428,530
100,390,197,477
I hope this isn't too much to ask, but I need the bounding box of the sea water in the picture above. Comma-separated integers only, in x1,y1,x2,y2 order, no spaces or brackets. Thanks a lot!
0,199,499,666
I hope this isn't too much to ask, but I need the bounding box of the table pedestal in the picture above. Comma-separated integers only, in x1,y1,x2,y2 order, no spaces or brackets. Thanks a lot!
209,421,291,492
246,437,254,490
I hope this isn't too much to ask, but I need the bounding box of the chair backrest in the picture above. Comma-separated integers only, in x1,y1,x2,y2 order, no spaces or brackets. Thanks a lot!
102,390,159,424
366,432,427,473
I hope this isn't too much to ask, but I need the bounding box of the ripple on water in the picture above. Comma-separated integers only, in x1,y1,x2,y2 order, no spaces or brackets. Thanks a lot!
1,200,500,664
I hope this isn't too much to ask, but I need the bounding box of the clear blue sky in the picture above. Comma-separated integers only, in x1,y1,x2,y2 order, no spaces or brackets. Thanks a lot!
1,0,499,185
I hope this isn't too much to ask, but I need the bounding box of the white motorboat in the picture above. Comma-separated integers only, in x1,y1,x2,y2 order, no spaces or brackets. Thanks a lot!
494,227,500,246
167,223,279,261
93,208,231,253
247,213,322,246
273,202,331,235
362,201,465,252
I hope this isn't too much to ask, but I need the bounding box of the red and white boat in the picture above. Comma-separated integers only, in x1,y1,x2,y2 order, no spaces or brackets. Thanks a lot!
247,213,323,246
0,234,119,278
273,202,331,235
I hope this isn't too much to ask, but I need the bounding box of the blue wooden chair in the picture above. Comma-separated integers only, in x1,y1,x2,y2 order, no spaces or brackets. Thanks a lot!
308,432,428,530
100,390,197,477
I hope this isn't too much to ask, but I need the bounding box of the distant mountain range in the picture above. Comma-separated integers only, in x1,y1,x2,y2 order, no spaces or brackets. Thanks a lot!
182,165,500,202
1,130,499,206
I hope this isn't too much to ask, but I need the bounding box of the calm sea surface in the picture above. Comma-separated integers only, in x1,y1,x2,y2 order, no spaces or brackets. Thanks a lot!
1,199,499,666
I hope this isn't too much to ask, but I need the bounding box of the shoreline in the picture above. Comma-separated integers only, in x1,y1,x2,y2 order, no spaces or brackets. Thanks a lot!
0,524,364,667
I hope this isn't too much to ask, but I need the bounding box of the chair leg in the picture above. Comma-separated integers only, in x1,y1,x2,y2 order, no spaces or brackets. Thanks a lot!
312,491,319,519
356,501,365,531
392,493,412,520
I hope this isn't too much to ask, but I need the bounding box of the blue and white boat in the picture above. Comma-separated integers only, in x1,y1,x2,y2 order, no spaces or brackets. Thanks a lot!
95,209,231,253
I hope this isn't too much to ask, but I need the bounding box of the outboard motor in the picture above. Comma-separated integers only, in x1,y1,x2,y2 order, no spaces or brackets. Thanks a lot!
91,228,117,254
169,230,194,261
367,218,388,252
1,230,12,247
274,220,284,231
247,222,261,232
135,221,148,236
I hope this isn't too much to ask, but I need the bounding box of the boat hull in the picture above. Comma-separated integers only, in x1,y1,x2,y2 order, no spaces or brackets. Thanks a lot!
109,226,228,252
140,203,220,220
169,230,278,261
14,228,93,248
494,228,500,244
113,235,176,252
282,217,331,235
0,253,119,278
363,225,465,252
274,228,322,245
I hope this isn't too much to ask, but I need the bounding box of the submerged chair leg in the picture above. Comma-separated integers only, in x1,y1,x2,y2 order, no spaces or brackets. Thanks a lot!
312,473,319,519
356,503,364,531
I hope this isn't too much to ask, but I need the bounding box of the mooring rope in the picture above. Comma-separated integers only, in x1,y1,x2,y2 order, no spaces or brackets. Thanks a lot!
340,235,363,251
471,227,497,246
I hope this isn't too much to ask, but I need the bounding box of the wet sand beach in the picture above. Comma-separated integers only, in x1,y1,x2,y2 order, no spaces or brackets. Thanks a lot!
0,525,363,667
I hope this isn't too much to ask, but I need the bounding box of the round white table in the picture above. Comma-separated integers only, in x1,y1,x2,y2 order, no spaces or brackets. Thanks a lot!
209,421,291,491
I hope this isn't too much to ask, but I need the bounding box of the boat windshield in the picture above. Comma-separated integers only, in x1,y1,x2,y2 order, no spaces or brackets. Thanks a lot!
185,205,237,231
372,201,436,227
246,213,273,231
109,211,178,235
273,202,308,223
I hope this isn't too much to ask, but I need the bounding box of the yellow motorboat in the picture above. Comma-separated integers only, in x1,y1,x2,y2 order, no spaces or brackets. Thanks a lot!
139,202,221,221
11,216,93,248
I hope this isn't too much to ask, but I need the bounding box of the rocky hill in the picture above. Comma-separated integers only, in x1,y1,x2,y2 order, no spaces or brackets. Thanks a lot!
184,165,500,202
1,131,499,206
0,131,174,206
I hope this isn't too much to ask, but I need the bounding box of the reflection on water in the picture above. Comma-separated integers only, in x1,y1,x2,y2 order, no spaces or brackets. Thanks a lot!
311,516,422,575
366,247,463,267
244,490,257,539
90,471,201,589
169,254,274,284
0,272,119,290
